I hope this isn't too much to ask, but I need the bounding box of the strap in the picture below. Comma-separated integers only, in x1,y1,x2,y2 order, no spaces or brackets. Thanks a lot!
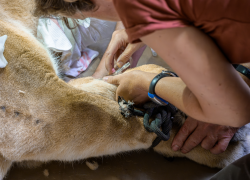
148,71,178,106
118,96,177,148
233,64,250,79
148,92,169,105
149,71,173,94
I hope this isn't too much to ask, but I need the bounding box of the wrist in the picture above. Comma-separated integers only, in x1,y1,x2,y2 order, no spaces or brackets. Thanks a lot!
115,21,124,30
140,72,157,92
148,71,178,105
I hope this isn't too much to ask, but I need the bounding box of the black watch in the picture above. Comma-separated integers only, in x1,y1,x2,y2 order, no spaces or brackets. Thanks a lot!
233,64,250,79
148,70,178,105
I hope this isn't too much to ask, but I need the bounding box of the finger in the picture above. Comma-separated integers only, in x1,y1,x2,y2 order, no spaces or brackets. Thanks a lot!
103,49,116,75
104,42,121,74
200,134,218,151
117,44,139,68
209,138,231,155
172,117,198,152
180,125,207,154
104,31,128,74
114,48,125,62
115,84,126,102
103,75,120,85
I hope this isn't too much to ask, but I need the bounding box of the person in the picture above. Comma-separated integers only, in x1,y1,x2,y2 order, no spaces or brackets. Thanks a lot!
108,1,250,179
34,0,249,160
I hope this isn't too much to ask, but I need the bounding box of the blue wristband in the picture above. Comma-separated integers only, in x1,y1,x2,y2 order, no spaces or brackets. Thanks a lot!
148,70,177,106
148,92,169,105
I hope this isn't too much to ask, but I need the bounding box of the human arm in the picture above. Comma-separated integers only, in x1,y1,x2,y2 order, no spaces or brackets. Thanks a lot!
105,26,250,127
104,27,250,153
172,62,250,154
104,63,248,155
104,70,239,154
140,27,250,127
235,63,250,87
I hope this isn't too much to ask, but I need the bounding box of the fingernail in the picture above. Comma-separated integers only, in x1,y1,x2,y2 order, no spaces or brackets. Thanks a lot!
117,62,123,68
103,77,108,81
181,149,188,154
172,145,180,151
112,68,116,73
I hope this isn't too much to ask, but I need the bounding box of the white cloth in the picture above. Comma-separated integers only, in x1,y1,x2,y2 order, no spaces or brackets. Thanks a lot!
64,48,99,77
0,35,8,68
37,18,72,52
37,18,102,77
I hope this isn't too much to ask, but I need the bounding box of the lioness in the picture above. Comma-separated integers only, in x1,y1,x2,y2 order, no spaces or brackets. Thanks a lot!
0,0,249,179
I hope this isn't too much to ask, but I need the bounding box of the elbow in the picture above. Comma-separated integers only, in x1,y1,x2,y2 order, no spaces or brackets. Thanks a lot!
203,111,250,128
228,115,250,128
229,121,247,128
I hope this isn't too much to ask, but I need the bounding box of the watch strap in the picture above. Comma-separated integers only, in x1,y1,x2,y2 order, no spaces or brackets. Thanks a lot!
148,92,169,105
234,64,250,79
149,71,173,94
148,71,178,106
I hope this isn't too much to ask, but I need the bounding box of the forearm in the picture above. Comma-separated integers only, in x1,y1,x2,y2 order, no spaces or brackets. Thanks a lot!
140,74,204,120
238,63,250,87
154,77,208,120
115,21,124,30
140,72,250,127
141,27,250,127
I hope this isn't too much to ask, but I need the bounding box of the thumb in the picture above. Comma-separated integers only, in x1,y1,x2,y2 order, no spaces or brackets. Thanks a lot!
103,75,120,85
116,44,137,68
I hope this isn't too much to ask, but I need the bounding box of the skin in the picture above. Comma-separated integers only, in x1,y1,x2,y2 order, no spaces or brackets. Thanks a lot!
64,0,144,78
141,28,250,127
92,22,145,78
64,0,246,154
104,27,250,127
92,22,124,78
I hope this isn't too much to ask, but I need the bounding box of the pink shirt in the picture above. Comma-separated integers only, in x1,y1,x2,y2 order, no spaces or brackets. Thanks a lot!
113,0,250,64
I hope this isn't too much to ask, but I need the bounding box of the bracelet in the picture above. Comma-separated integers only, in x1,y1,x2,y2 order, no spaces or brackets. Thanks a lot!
233,64,250,79
148,70,178,106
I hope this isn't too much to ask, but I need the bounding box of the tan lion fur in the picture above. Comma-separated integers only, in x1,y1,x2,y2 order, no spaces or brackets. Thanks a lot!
0,0,250,179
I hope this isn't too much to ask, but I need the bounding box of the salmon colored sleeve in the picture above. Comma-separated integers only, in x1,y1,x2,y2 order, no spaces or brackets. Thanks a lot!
113,0,190,43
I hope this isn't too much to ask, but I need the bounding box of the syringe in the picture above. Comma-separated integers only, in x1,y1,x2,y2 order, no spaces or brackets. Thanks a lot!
112,62,131,76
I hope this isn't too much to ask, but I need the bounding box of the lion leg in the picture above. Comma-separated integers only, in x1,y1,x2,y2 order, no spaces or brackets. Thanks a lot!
16,161,43,169
154,125,250,168
0,154,12,180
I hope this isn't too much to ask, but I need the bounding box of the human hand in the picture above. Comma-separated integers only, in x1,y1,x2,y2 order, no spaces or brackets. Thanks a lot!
92,68,108,79
103,29,145,74
172,117,238,154
103,70,156,104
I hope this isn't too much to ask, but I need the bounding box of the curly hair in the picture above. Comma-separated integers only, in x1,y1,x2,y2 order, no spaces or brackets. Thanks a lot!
34,0,96,29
